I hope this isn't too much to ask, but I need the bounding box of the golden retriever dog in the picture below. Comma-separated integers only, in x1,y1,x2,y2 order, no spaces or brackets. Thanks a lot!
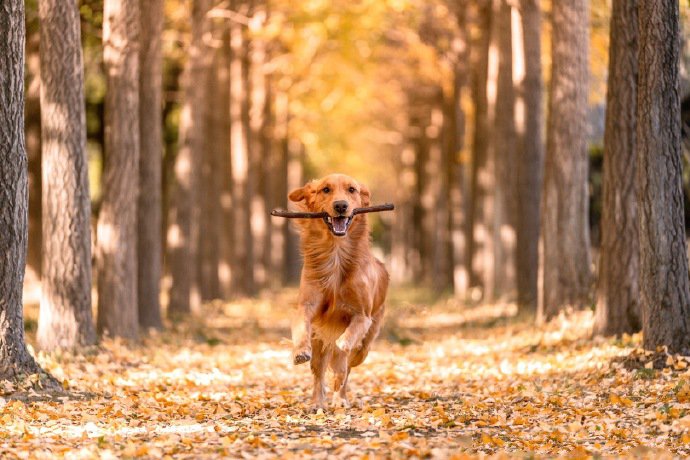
288,173,389,409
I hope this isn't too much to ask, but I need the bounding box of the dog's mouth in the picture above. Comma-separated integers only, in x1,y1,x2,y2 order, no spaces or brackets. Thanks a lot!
323,215,353,237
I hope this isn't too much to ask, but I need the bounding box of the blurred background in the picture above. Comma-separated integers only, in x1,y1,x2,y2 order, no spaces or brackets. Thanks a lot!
22,0,690,311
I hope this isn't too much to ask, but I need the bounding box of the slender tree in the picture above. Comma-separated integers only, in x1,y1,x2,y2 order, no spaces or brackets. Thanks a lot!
540,0,591,321
229,0,255,295
249,2,269,291
25,10,42,279
391,96,422,284
167,0,211,316
0,0,53,382
217,24,235,298
594,0,640,337
284,137,304,284
469,0,494,296
198,17,224,302
36,0,96,349
448,0,471,298
637,0,690,354
137,0,164,329
492,0,517,300
515,0,544,313
97,0,140,339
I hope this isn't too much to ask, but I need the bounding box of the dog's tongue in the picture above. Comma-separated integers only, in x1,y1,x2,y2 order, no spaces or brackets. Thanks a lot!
333,216,348,234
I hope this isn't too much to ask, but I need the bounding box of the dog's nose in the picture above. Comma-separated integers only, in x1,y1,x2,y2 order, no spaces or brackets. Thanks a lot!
333,201,349,215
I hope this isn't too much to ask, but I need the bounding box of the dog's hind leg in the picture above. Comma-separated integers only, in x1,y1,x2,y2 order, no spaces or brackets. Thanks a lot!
310,338,331,409
329,348,351,408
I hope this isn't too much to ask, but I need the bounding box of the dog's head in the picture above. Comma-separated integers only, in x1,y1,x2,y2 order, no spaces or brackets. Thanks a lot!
289,173,370,237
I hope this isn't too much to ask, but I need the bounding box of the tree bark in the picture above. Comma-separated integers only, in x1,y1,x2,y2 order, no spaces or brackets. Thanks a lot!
540,0,591,322
97,0,140,339
390,140,416,284
594,0,640,337
137,0,164,329
0,0,50,379
469,0,494,296
266,84,287,290
428,98,451,290
492,0,517,301
198,17,225,302
229,0,254,295
25,11,42,279
637,0,690,354
515,0,544,314
448,1,471,298
249,2,268,291
284,138,304,284
217,25,235,298
36,0,96,350
167,0,210,316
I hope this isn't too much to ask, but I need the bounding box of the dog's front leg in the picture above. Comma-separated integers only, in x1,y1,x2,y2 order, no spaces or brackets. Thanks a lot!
292,289,320,365
292,310,312,365
335,314,372,353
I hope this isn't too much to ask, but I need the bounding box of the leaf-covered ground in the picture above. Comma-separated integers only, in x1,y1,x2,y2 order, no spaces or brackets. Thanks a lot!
4,288,690,459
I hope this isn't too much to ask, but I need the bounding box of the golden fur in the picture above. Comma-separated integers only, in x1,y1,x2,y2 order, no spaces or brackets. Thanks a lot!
288,173,389,408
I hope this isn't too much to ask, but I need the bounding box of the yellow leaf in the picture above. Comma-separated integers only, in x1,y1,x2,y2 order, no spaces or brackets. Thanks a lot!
371,407,386,417
391,431,409,442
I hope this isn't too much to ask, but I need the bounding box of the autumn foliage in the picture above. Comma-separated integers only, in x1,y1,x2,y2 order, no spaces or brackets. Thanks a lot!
0,292,687,458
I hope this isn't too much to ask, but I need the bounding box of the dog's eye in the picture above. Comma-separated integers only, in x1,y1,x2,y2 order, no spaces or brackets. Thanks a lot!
348,187,357,193
322,187,330,194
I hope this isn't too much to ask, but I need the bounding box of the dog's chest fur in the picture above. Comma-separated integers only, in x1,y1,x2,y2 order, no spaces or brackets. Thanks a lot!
305,236,362,344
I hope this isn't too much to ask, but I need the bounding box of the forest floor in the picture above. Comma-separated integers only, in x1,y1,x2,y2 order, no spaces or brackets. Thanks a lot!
3,286,690,459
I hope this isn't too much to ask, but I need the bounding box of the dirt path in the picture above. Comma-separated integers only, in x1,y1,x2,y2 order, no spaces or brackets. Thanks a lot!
3,290,688,458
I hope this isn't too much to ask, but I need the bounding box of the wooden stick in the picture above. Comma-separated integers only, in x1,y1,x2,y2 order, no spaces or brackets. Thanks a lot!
271,203,394,219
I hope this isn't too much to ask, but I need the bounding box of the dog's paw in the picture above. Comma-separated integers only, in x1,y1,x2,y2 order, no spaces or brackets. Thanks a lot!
293,350,311,365
332,393,350,409
310,398,326,412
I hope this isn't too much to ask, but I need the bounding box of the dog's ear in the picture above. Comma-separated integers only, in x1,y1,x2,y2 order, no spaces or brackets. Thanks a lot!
360,183,371,207
289,182,314,204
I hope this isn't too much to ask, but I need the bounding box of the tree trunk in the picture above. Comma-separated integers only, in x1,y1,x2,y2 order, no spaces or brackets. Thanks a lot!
285,138,304,284
36,0,96,350
539,0,591,322
198,17,224,302
448,1,471,298
0,0,50,380
217,24,234,298
249,2,268,291
266,90,286,290
413,103,430,282
167,0,210,316
492,0,517,301
637,0,690,354
428,99,451,291
97,0,140,339
391,141,416,284
230,1,254,295
594,0,640,337
25,12,42,280
515,0,544,314
469,0,494,296
137,0,164,329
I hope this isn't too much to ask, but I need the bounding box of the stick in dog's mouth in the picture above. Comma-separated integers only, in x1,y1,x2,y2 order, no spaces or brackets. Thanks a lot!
323,215,354,237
